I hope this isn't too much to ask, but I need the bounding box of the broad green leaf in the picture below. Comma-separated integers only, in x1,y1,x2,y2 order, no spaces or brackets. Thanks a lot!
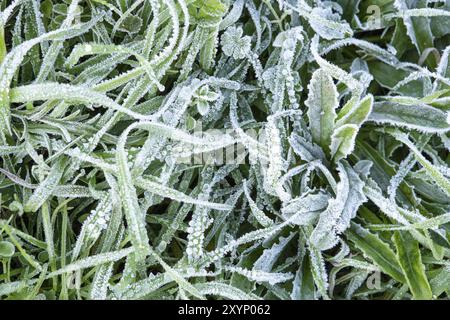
48,248,134,277
347,223,405,283
393,231,432,300
369,101,450,133
330,124,358,162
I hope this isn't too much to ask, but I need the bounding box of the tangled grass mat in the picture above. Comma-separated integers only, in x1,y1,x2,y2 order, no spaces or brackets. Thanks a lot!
0,0,450,300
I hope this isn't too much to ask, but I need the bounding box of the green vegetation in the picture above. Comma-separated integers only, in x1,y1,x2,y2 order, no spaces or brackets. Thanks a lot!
0,0,449,300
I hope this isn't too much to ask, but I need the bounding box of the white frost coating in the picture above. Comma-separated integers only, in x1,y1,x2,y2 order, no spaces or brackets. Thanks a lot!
306,68,338,150
310,36,363,97
221,26,251,59
2,0,448,301
263,116,284,198
48,247,134,277
243,180,274,227
309,162,367,251
225,266,293,285
253,232,295,272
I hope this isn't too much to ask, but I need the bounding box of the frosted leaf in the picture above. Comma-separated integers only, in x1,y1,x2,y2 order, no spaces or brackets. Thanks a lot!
0,145,23,156
253,232,295,272
397,64,450,89
309,162,367,250
10,83,161,122
52,185,92,198
135,176,231,211
310,36,363,96
78,193,112,246
203,222,290,266
372,213,450,232
35,0,84,82
150,249,205,300
219,0,244,30
66,43,164,91
224,266,293,285
428,265,450,297
243,180,274,227
308,240,330,299
0,281,32,297
281,192,330,226
383,7,450,21
148,0,180,65
320,38,400,67
306,7,353,40
0,167,36,189
393,0,435,56
192,84,219,115
194,282,261,300
48,247,134,277
204,187,242,246
89,221,123,300
221,26,251,59
23,158,66,213
435,45,450,92
116,129,151,261
262,66,280,93
369,101,450,133
289,133,326,163
0,240,15,258
339,258,381,272
388,130,450,197
335,95,374,129
64,147,117,173
263,117,284,197
90,263,114,300
363,178,418,225
330,124,358,162
186,205,212,261
113,273,170,300
229,92,269,163
0,14,100,87
305,68,338,150
2,0,448,301
345,271,370,299
117,15,143,35
184,169,220,262
272,26,304,48
387,149,419,202
0,15,101,135
1,0,25,23
328,240,351,265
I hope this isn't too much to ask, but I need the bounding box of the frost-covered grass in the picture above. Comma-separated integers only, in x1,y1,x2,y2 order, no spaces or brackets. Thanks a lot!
0,0,449,300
